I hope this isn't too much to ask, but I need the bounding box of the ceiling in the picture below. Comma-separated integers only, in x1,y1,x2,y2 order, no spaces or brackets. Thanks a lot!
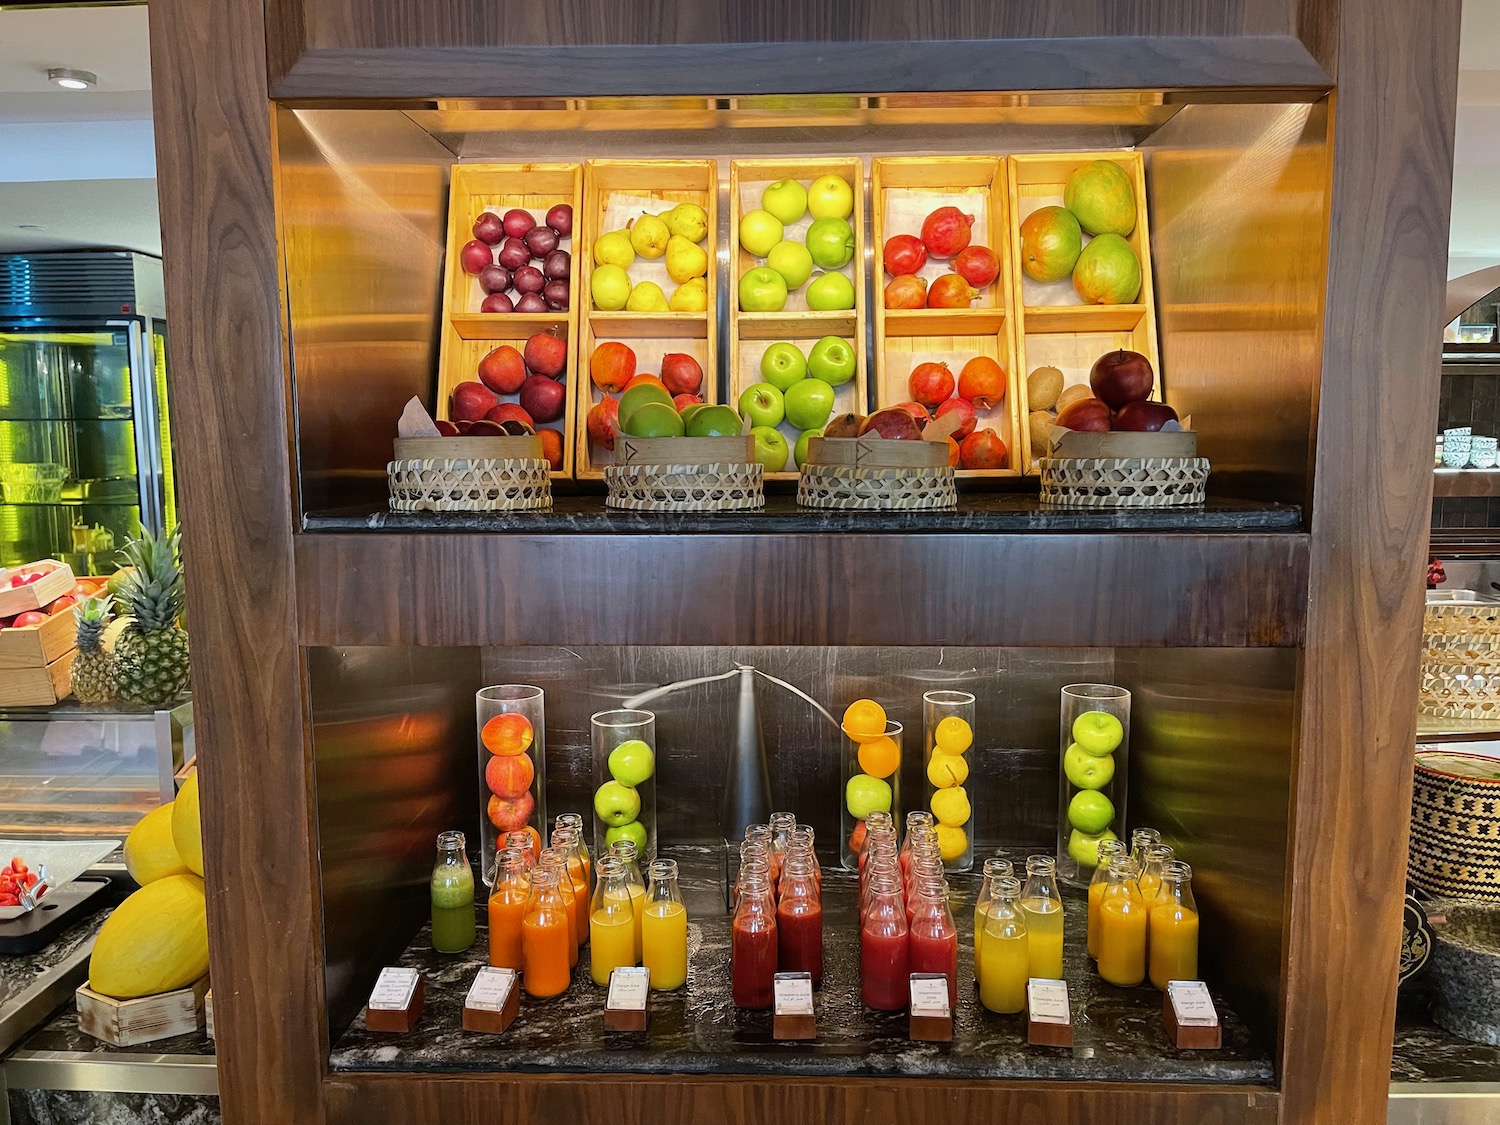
0,2,1496,272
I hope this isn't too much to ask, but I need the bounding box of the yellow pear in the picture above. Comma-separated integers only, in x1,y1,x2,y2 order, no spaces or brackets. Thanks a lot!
663,202,709,243
629,214,670,259
669,277,708,312
593,229,635,269
666,235,709,284
626,281,670,312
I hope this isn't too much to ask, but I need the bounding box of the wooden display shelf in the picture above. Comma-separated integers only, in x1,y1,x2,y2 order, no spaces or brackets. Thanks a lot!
1007,152,1161,474
1433,469,1500,497
575,159,719,480
728,157,868,481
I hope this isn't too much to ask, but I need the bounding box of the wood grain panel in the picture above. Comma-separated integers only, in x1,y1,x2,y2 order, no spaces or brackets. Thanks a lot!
325,1073,1278,1125
294,531,1309,648
1280,1,1461,1124
146,2,326,1124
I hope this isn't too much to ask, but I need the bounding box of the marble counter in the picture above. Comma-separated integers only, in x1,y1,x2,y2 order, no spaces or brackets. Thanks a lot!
305,493,1303,535
0,908,110,1056
1392,995,1500,1083
330,846,1272,1084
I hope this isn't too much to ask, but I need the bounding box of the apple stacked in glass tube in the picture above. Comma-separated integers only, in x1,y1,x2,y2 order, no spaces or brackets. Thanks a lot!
1063,711,1124,869
593,736,655,856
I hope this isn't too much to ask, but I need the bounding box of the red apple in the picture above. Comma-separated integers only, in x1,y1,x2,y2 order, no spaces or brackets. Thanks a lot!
959,428,1008,469
1089,349,1155,408
480,293,515,314
501,209,535,239
12,611,46,628
661,352,704,397
893,401,931,424
953,245,1000,288
824,413,864,439
519,374,566,423
859,408,925,441
1112,400,1180,432
538,428,563,471
673,392,702,411
468,419,505,436
921,206,975,257
588,397,620,451
884,274,928,309
1056,397,1113,432
451,381,499,422
908,362,955,409
934,396,977,440
927,273,977,309
485,402,535,429
957,356,1006,409
46,595,77,616
434,419,459,436
883,234,927,276
478,345,527,395
589,342,636,394
460,239,493,275
478,264,511,295
524,332,567,378
472,211,505,245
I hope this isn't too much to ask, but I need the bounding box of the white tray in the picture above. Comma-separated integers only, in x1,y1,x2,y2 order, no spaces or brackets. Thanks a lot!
0,838,119,919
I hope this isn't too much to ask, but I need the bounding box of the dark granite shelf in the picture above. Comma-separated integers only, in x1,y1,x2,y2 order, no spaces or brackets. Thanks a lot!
304,494,1302,535
329,846,1272,1085
16,999,215,1059
1392,996,1500,1084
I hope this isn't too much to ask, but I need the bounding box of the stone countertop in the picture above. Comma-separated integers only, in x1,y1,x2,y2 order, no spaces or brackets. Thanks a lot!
305,494,1302,535
15,999,215,1059
0,906,110,1057
1392,995,1500,1084
329,846,1273,1084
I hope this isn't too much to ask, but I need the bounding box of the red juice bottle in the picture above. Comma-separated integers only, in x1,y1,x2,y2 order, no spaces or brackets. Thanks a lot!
777,854,823,983
732,870,777,1009
861,872,910,1010
908,873,958,1010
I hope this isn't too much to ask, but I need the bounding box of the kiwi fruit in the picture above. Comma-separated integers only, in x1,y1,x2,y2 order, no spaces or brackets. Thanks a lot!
1027,365,1065,411
1029,411,1056,456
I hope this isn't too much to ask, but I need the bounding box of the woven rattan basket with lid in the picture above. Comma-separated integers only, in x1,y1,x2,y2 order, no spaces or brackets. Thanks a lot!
796,435,957,511
1038,428,1208,508
388,436,552,512
1411,751,1500,901
603,436,764,512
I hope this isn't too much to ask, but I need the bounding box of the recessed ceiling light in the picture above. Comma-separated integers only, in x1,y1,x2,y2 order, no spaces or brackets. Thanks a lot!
48,68,97,91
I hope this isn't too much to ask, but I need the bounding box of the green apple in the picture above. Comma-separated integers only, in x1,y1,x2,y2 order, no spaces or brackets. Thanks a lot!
805,217,855,269
794,426,823,468
617,383,674,430
807,174,854,220
679,403,711,428
1063,742,1115,790
739,267,788,312
1067,827,1118,870
806,271,856,311
767,240,814,290
737,382,785,429
1072,710,1125,756
845,773,892,819
594,780,642,827
784,378,835,430
760,342,808,392
686,403,744,438
593,229,636,268
608,738,656,786
622,401,684,438
1067,790,1115,835
750,425,789,472
591,263,632,311
807,335,857,386
761,179,808,225
605,820,649,855
738,208,784,257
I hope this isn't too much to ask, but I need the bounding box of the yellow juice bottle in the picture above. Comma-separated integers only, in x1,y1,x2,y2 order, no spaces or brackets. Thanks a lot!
979,876,1029,1014
1148,860,1200,989
641,859,688,991
972,857,1012,990
1088,839,1127,960
1019,855,1065,980
610,840,648,962
589,857,638,986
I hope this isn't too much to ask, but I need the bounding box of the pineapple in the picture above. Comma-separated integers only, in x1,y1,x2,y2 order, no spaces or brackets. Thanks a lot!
113,528,191,707
70,594,118,704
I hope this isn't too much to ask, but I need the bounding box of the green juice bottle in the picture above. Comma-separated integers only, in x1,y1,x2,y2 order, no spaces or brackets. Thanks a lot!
431,830,476,954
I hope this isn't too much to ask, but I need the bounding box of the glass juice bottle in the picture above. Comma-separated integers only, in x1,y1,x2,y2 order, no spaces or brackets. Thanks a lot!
980,876,1029,1014
908,874,958,1010
1088,839,1128,960
538,848,579,965
641,858,688,991
589,856,637,986
611,840,647,961
777,853,823,983
431,831,476,954
1020,855,1064,980
488,848,531,970
555,812,592,883
861,871,911,1011
1137,843,1175,906
791,824,821,892
1130,827,1162,872
552,824,591,950
731,870,777,1009
1097,857,1148,987
768,811,797,888
973,857,1014,990
1148,860,1200,989
521,866,572,998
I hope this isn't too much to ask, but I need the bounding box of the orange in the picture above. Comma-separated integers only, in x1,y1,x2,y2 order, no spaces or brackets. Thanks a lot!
482,713,534,756
842,698,887,743
857,735,900,779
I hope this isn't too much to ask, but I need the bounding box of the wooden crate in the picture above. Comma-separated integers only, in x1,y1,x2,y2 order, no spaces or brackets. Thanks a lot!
1007,152,1160,473
0,560,76,618
871,156,1021,480
77,977,208,1047
0,647,75,707
0,608,75,669
435,163,583,479
575,160,718,480
728,157,868,482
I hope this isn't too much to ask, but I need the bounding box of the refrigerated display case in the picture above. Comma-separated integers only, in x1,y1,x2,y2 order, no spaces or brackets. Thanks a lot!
0,252,174,572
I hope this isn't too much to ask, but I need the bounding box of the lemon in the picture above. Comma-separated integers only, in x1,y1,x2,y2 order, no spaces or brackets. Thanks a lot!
930,786,971,827
935,825,968,862
934,715,973,755
927,751,969,788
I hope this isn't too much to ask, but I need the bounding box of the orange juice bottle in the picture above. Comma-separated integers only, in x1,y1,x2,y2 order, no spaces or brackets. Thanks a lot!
488,849,531,970
1136,844,1174,907
1148,860,1200,989
555,813,592,886
1087,839,1127,960
521,867,572,997
589,856,638,986
1097,857,1148,987
552,824,592,950
539,849,580,966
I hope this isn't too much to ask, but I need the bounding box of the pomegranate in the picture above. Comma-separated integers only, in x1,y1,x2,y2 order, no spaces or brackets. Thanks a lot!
908,361,956,409
589,341,636,393
953,245,1000,288
858,408,925,441
893,401,932,424
538,428,563,471
927,274,977,308
883,234,927,276
884,274,928,310
921,206,975,257
957,356,1006,409
959,428,1008,469
672,392,702,411
824,412,864,439
934,396,977,440
587,397,620,451
945,436,961,467
661,352,704,396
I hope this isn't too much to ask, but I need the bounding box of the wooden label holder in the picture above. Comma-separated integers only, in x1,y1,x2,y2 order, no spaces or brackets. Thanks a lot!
1026,978,1073,1047
908,973,954,1042
364,966,423,1033
604,966,650,1032
1163,980,1222,1049
463,966,520,1034
773,971,816,1040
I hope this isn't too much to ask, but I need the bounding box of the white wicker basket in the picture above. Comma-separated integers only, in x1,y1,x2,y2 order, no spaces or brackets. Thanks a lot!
604,462,764,511
797,464,957,510
1039,455,1209,508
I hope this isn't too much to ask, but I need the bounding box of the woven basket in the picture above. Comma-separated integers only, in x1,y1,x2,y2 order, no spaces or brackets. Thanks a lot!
797,464,957,510
604,462,764,511
388,437,551,512
1411,751,1500,901
1039,455,1209,508
1426,600,1500,639
1420,671,1500,720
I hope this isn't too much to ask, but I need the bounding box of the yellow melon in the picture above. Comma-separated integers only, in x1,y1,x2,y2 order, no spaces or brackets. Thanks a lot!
89,874,209,999
171,773,203,876
124,803,190,886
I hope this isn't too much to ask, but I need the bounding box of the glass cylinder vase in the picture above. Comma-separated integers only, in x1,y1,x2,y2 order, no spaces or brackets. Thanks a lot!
1056,684,1130,887
476,685,547,889
591,709,657,863
922,690,976,872
841,719,903,871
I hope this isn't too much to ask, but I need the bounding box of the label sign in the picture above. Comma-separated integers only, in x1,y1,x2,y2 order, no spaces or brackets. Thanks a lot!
607,966,650,1011
1027,978,1071,1024
909,975,951,1017
466,967,517,1013
1168,981,1219,1027
368,967,420,1012
774,972,814,1016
